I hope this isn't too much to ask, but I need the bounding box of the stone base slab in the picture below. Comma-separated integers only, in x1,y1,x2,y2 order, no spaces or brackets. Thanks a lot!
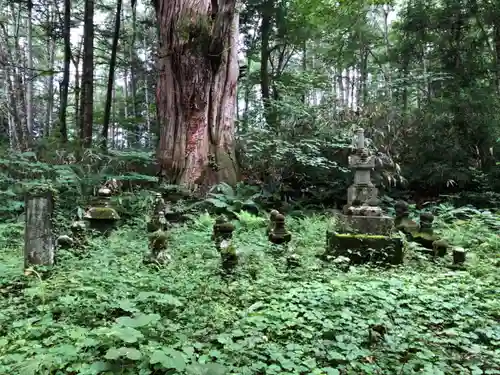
336,214,394,235
322,231,404,265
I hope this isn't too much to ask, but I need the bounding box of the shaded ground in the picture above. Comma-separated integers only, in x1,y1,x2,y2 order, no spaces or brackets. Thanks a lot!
0,212,499,375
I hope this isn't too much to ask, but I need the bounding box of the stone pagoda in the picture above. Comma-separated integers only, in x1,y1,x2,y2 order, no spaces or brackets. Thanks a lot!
322,128,403,265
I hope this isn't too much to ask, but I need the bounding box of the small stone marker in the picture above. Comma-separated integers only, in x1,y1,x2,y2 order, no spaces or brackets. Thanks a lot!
70,220,87,248
412,212,440,252
144,201,172,266
394,200,419,235
217,221,237,274
144,227,171,266
24,187,55,268
266,209,280,236
84,187,120,234
55,235,74,249
452,247,466,265
419,212,435,234
153,193,167,214
268,214,292,245
432,239,450,257
212,215,235,252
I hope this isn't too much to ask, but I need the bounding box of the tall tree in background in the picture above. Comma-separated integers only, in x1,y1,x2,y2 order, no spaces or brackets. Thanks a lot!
80,0,95,148
153,0,239,187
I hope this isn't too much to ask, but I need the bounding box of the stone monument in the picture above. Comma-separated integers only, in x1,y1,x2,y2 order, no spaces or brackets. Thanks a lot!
84,187,120,234
394,200,419,235
24,186,55,268
268,214,292,245
217,220,237,274
322,128,403,265
144,218,172,266
266,209,280,236
147,193,171,233
212,215,235,252
411,212,449,257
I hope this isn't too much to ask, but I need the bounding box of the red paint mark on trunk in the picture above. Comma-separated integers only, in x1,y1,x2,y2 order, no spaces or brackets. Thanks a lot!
186,115,204,155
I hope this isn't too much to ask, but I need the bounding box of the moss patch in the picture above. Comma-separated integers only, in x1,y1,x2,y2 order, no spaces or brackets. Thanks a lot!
324,231,404,265
335,233,391,240
85,207,120,220
25,184,58,199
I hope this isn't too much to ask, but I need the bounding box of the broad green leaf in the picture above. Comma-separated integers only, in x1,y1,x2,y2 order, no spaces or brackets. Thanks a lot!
149,349,186,370
105,347,141,361
205,198,229,208
111,326,144,343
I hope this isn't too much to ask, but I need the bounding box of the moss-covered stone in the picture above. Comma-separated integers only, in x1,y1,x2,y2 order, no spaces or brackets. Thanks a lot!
84,207,120,234
220,239,238,275
266,209,280,236
268,213,292,246
25,184,58,198
85,207,120,220
323,231,404,265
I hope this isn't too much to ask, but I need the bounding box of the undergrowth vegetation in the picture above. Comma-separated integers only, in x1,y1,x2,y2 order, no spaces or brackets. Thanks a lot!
0,209,499,375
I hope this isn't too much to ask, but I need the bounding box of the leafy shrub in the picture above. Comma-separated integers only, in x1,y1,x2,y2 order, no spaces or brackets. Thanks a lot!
198,182,263,216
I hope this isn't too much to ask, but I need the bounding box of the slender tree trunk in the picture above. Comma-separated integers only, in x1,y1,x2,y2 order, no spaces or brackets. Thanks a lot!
111,82,116,148
0,65,20,149
337,69,344,108
79,0,95,148
59,0,71,143
493,21,500,93
130,2,139,144
44,6,56,137
360,47,368,106
260,0,275,128
26,0,33,135
102,0,122,150
242,55,251,132
383,5,392,101
154,0,239,188
302,40,307,105
73,37,83,130
2,5,30,150
143,33,151,147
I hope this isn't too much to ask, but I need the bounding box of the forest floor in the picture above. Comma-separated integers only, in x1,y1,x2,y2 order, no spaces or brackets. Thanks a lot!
0,211,499,375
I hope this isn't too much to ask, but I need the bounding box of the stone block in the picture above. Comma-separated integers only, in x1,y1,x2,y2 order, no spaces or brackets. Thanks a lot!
347,185,378,206
336,214,394,235
323,231,404,265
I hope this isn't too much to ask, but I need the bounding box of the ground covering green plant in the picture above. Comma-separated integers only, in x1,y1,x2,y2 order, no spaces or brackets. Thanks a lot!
0,209,499,375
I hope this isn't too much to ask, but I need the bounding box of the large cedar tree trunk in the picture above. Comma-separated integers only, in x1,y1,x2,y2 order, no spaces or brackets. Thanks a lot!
154,0,239,188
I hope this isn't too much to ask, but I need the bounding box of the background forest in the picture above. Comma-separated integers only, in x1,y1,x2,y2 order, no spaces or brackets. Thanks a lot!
1,0,499,213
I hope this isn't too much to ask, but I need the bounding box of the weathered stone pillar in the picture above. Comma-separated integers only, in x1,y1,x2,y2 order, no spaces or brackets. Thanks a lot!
24,187,55,268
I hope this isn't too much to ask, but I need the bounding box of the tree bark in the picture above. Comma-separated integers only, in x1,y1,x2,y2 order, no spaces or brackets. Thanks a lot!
154,0,239,188
24,190,55,268
73,37,84,132
102,0,122,150
26,0,34,135
44,4,56,138
79,0,95,148
59,0,71,143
